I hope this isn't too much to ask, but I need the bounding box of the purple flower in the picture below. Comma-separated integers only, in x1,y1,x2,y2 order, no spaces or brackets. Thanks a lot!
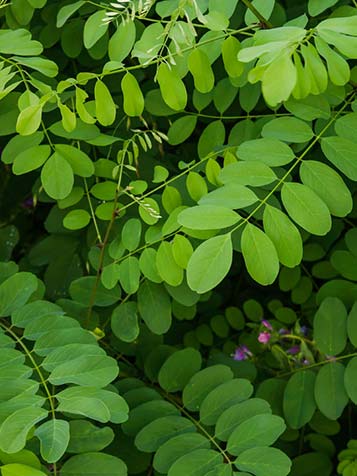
258,332,271,344
21,197,34,209
279,328,289,335
233,345,252,361
300,326,308,336
287,345,300,355
302,359,310,365
262,319,273,330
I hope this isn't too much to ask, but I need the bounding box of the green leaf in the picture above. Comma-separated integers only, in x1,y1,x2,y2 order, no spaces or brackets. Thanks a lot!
262,53,297,107
168,449,223,476
178,206,240,230
183,365,233,412
314,362,348,419
118,257,141,295
67,420,114,454
200,379,253,426
335,112,357,144
1,465,47,476
135,416,195,453
61,453,127,476
245,0,275,24
172,235,193,269
156,241,184,287
158,348,202,392
219,161,277,186
308,0,338,15
35,419,69,463
315,36,350,86
300,160,352,217
0,272,38,316
344,357,357,404
238,138,295,167
186,172,208,202
121,73,144,117
0,407,47,453
16,104,42,136
70,276,121,307
187,234,233,294
281,182,331,236
314,297,347,355
13,56,58,78
263,206,303,268
83,11,108,49
347,302,357,347
227,414,286,455
321,136,357,180
241,224,279,286
137,281,171,334
198,120,225,159
153,434,210,474
222,36,244,78
0,29,43,56
235,447,291,476
301,43,328,95
57,1,85,27
157,63,187,111
215,398,272,442
109,20,136,63
63,210,91,230
41,152,74,200
284,95,330,121
94,80,116,126
55,144,94,178
262,117,314,143
111,302,139,343
188,49,215,93
283,371,316,429
198,184,258,209
168,116,197,146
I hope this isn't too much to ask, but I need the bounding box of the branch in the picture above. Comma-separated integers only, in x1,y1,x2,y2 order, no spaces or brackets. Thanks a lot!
241,0,273,28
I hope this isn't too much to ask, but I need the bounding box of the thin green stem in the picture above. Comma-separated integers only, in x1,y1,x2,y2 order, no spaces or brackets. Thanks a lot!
241,0,273,28
84,178,103,244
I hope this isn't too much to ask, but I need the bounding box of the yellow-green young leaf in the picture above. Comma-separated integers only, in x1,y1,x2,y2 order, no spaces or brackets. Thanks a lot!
13,145,51,175
300,161,352,217
1,464,47,476
108,20,136,63
262,53,297,107
157,63,187,111
281,182,331,236
263,206,303,268
198,183,258,209
162,186,182,214
94,80,116,126
41,152,74,200
317,29,357,59
292,51,311,100
16,104,42,136
168,116,197,146
178,205,240,230
221,36,244,78
188,49,215,94
121,72,144,117
186,171,208,202
83,10,108,49
56,1,85,28
314,37,350,86
13,56,58,78
138,198,161,225
237,138,295,167
75,88,96,124
156,241,183,287
35,419,69,463
172,235,193,269
308,0,338,16
241,224,279,286
301,43,328,95
187,233,232,293
63,209,91,230
59,103,76,132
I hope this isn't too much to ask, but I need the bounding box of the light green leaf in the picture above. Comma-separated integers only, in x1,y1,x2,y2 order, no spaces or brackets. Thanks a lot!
263,206,303,268
168,116,197,146
245,0,274,24
61,453,127,476
334,112,357,144
63,210,91,230
157,63,187,111
57,1,85,28
321,136,357,180
235,447,291,476
178,205,240,230
137,281,171,334
83,11,108,49
221,36,244,78
172,235,193,269
283,371,316,429
16,104,42,136
13,56,58,78
186,172,208,202
198,184,258,209
238,138,295,167
109,20,136,63
94,80,116,126
67,420,114,454
41,152,74,200
187,234,232,293
12,144,50,175
281,182,331,236
55,144,94,178
314,362,348,419
315,36,350,86
262,117,314,143
156,241,184,287
308,0,338,16
1,464,47,476
314,297,347,355
200,379,253,426
121,73,144,117
300,160,352,217
35,419,69,463
0,407,47,453
227,414,286,455
188,49,215,93
0,29,43,56
0,272,37,316
111,301,139,343
183,365,233,412
198,120,225,159
158,348,202,392
241,224,279,286
262,53,297,107
219,161,277,186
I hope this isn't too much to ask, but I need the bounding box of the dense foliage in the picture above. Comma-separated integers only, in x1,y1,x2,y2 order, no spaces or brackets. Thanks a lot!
0,0,357,475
